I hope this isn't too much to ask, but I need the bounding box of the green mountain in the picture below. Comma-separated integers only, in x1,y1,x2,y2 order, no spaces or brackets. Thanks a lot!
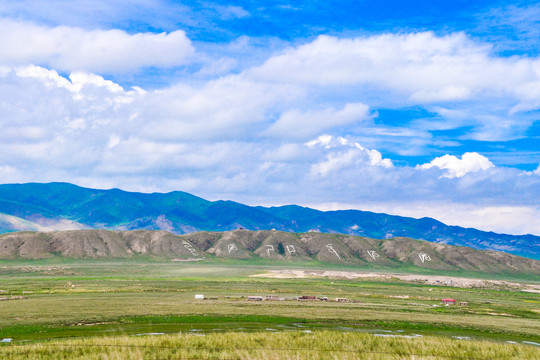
0,182,538,259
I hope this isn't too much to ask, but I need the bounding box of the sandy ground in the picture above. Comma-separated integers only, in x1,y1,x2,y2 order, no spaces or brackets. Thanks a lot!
251,270,540,291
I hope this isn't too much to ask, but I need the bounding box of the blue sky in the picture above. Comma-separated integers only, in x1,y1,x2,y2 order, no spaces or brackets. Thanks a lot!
0,1,539,235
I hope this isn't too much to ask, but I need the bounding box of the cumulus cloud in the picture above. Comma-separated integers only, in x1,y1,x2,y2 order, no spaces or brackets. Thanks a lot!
307,135,393,176
305,135,393,169
0,18,194,72
0,65,143,176
14,65,138,97
418,152,494,178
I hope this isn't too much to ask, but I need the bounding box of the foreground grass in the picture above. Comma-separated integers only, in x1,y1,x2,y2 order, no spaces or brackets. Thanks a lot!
1,331,539,360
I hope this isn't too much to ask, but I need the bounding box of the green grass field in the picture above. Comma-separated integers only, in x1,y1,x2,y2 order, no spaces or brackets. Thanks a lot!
0,259,538,359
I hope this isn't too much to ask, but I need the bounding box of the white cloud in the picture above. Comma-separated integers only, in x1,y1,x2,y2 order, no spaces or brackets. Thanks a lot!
305,135,334,148
310,149,360,176
138,76,302,141
14,66,130,96
308,135,393,176
265,103,371,139
251,32,540,110
410,86,472,102
0,18,194,72
418,152,494,178
0,65,143,176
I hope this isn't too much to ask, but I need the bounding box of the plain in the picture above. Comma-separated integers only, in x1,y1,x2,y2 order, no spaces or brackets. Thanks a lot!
0,259,539,359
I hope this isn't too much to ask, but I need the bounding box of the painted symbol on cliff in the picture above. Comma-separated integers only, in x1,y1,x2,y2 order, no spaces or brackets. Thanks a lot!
418,253,431,263
367,250,379,260
181,240,198,256
266,245,275,256
228,243,238,254
286,245,296,254
326,244,341,259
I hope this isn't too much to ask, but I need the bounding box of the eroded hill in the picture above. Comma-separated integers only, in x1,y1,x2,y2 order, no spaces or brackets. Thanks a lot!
1,229,538,275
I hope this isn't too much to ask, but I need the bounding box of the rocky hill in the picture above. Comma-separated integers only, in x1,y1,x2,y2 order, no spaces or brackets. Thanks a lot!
1,230,538,275
0,182,538,259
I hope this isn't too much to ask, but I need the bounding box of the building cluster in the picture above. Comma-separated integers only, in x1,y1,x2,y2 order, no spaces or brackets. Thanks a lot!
194,294,468,306
441,298,469,306
246,295,360,303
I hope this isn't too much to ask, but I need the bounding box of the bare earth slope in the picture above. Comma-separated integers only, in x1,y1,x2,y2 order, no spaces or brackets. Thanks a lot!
0,230,538,275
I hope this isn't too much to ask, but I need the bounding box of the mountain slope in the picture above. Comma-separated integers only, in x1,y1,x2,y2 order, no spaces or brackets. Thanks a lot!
1,230,538,276
0,182,538,259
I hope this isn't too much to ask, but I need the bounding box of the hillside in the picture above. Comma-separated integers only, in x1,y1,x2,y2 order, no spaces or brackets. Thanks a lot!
0,182,538,259
1,229,539,276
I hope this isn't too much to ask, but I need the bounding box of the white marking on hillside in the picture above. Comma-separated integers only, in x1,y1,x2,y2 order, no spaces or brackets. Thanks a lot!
286,245,296,254
228,243,238,254
181,240,198,256
326,244,341,259
418,253,431,263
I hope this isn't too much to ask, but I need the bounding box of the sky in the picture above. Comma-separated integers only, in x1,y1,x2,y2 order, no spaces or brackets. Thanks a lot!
0,0,539,235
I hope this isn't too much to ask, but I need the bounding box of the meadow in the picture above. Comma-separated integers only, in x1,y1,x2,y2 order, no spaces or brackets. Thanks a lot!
0,258,538,359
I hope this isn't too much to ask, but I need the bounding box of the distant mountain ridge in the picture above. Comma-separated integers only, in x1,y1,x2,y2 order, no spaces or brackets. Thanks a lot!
0,182,538,260
1,229,539,276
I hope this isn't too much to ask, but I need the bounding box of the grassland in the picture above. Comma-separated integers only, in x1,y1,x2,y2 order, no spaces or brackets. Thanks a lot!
0,258,538,359
2,331,540,360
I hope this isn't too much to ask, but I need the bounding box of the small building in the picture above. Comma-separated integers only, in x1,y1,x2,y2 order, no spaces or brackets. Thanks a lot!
335,298,348,302
318,297,329,301
299,295,317,301
265,295,281,301
442,298,456,305
248,296,263,301
460,302,469,306
194,294,204,300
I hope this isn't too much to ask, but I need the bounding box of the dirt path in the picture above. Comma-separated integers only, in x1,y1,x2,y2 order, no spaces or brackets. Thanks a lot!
251,270,540,291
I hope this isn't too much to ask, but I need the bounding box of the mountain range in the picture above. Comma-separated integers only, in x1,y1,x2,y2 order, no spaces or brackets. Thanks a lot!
0,182,538,260
1,229,539,276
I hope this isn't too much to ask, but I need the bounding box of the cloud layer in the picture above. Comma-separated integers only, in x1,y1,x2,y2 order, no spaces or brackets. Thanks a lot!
0,19,194,72
0,21,539,235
